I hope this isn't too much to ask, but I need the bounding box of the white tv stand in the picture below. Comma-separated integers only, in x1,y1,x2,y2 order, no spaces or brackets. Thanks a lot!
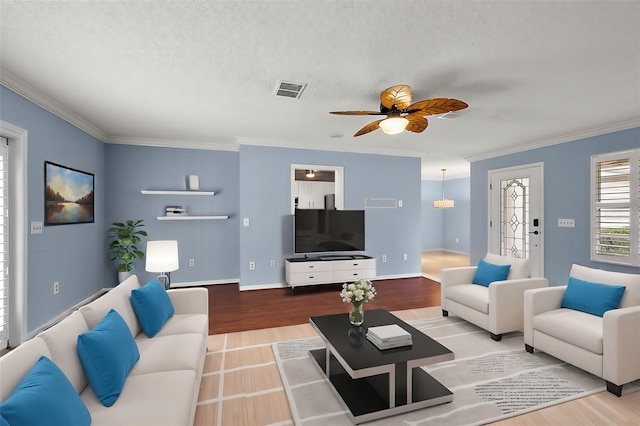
285,255,376,290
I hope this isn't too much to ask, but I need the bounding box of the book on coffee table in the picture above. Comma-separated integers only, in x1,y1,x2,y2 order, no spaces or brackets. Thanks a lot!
366,324,412,349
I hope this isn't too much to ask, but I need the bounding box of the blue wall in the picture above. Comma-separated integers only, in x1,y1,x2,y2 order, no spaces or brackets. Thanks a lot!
470,127,639,285
239,145,422,288
104,144,240,285
421,177,470,253
1,86,107,335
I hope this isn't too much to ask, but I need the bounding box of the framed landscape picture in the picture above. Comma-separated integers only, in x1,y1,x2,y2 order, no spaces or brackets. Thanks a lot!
44,161,94,225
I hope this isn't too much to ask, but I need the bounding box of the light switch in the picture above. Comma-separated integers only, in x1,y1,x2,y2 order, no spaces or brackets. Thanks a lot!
31,221,43,234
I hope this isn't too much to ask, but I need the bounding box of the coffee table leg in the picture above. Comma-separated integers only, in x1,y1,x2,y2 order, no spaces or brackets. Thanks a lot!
389,368,395,408
407,364,412,404
325,347,331,376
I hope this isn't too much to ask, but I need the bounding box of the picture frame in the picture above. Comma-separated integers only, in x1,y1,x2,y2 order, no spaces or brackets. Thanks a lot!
44,161,95,225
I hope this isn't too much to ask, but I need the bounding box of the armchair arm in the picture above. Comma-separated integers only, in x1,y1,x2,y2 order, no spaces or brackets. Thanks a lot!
603,305,640,386
167,287,209,316
441,266,477,308
488,277,549,334
523,286,566,346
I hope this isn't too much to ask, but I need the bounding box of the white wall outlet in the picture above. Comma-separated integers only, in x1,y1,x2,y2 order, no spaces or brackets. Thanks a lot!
31,221,43,234
558,218,575,228
403,253,407,261
456,237,459,243
249,261,256,270
53,282,59,294
189,259,195,267
398,200,403,207
270,260,276,268
243,218,250,227
381,255,387,263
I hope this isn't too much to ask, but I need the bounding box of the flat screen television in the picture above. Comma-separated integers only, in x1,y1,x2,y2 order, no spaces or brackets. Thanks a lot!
294,209,365,254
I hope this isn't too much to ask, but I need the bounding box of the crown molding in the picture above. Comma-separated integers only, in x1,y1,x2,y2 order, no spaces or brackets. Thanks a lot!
106,136,239,151
1,67,109,142
465,119,640,163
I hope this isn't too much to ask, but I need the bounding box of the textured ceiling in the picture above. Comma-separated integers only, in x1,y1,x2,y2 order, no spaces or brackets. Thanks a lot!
1,1,639,179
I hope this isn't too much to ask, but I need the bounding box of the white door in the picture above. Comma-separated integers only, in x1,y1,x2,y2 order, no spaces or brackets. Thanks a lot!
489,163,544,277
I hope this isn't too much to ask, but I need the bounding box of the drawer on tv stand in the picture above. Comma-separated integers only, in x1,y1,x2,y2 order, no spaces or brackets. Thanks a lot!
287,261,333,274
288,271,334,285
332,258,376,271
334,269,376,282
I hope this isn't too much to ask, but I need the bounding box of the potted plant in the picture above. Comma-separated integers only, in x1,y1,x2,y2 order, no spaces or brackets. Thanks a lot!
108,219,147,283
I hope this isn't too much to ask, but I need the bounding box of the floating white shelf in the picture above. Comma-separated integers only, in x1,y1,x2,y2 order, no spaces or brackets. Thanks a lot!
157,215,228,221
141,190,215,196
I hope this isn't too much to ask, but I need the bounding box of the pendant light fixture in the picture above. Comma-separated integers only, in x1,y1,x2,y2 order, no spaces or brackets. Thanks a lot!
433,168,454,208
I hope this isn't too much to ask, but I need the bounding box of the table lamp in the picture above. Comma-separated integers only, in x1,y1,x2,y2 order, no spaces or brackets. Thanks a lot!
145,240,179,289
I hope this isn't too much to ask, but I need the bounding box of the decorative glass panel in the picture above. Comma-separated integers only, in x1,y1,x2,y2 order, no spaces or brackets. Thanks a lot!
499,177,529,258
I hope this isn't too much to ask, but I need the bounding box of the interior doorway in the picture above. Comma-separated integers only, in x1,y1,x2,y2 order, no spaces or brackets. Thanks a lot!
290,164,344,213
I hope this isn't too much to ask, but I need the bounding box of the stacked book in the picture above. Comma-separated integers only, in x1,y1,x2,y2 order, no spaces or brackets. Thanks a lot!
366,324,412,350
166,206,187,216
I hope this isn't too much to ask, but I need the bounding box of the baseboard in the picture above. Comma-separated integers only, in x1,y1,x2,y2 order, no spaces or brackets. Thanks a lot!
170,278,240,288
421,248,470,256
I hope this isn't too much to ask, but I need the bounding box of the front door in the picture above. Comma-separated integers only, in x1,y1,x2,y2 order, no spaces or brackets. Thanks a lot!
489,163,544,277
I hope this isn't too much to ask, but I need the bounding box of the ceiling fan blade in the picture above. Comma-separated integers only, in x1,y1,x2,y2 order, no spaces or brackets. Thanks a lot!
406,98,469,116
330,111,386,116
354,119,384,137
405,113,429,133
380,85,413,110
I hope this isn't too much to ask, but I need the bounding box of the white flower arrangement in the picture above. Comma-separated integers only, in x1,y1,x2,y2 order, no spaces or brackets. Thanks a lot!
340,279,376,305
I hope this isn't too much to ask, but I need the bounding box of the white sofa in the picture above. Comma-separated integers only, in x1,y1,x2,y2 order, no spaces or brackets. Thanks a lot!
0,275,209,425
441,253,549,341
524,264,640,396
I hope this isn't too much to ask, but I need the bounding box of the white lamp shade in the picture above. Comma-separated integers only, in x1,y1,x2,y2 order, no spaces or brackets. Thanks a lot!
433,199,455,208
379,116,409,135
145,240,179,273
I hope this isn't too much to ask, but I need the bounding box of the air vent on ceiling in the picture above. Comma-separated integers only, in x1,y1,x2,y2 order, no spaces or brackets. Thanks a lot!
275,80,307,99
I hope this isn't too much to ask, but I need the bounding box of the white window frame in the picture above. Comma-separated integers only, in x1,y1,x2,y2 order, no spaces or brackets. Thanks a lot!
590,148,640,267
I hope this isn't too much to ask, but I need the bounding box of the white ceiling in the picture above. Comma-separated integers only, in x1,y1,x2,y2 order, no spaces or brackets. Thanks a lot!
1,1,639,179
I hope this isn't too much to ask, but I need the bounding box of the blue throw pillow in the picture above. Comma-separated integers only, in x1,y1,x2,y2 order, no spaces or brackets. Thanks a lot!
561,277,626,317
472,259,511,287
0,356,91,426
77,309,140,407
130,278,175,337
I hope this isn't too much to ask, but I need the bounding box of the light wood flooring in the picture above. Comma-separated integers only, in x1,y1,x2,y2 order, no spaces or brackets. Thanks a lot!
197,309,640,426
421,249,470,281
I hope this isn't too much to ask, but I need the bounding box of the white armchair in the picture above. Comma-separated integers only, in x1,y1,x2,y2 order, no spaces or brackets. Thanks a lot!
441,253,549,341
524,264,640,396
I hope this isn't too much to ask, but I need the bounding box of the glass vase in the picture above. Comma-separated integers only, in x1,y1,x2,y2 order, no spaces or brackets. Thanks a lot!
349,303,364,326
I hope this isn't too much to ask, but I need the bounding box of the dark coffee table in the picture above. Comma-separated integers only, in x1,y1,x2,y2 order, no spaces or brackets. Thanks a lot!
309,309,454,424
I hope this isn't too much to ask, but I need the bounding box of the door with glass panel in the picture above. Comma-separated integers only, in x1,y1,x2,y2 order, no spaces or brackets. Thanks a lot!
489,164,544,277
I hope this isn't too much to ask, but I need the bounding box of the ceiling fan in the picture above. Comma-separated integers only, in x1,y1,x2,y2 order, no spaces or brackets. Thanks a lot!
330,85,468,137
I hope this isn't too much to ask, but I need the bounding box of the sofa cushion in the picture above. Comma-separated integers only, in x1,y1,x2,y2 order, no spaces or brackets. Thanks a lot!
131,278,175,337
473,259,511,287
39,311,89,393
77,309,140,407
150,313,209,338
445,284,489,314
561,277,626,317
79,274,142,337
80,370,196,426
131,333,205,375
0,356,91,426
0,337,50,402
533,308,603,354
484,253,530,279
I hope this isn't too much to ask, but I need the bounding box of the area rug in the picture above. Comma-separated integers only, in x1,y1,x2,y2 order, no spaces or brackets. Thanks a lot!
273,316,639,425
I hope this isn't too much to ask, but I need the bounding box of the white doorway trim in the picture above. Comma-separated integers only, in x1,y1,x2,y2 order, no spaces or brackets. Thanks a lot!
1,120,28,346
488,162,544,277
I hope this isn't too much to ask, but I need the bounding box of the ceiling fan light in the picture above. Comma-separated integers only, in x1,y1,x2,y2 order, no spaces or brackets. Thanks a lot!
306,170,315,178
379,116,409,135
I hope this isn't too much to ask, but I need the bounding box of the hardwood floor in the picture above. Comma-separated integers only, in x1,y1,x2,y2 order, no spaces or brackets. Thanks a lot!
207,276,441,334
